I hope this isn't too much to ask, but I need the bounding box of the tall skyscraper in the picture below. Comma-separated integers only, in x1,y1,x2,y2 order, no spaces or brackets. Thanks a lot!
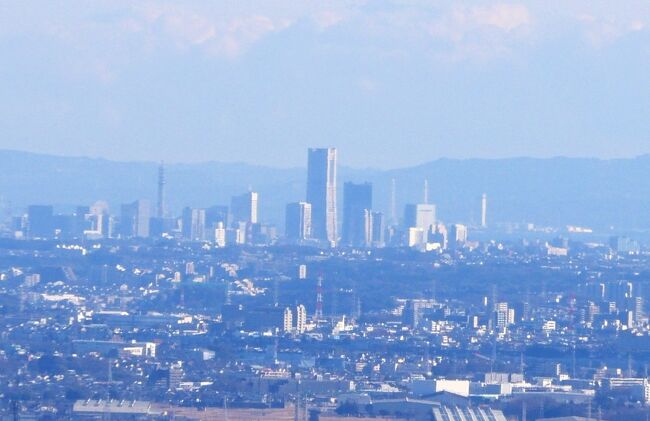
231,192,258,224
371,211,384,247
214,222,226,247
120,200,150,238
404,204,436,232
181,207,206,241
449,224,468,250
429,223,448,249
423,179,429,204
342,182,372,246
285,202,312,241
481,193,487,228
390,178,397,226
74,206,91,237
206,205,229,229
306,148,337,245
157,162,166,219
27,205,54,238
495,302,515,329
87,201,112,238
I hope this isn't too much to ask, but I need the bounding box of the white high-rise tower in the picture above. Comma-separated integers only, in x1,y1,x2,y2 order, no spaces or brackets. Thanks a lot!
481,193,487,228
283,307,293,332
307,148,337,245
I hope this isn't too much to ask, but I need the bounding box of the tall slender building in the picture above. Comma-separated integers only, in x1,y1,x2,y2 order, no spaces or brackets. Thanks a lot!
27,205,54,238
342,182,372,246
120,200,150,238
371,211,385,247
306,148,337,245
423,179,429,204
231,191,258,224
283,307,293,333
481,193,487,228
181,207,206,241
390,178,397,226
285,202,312,241
206,205,229,229
157,162,166,219
404,204,436,232
449,223,468,250
296,304,307,334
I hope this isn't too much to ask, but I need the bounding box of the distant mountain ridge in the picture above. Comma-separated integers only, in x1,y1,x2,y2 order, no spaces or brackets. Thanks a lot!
0,149,649,230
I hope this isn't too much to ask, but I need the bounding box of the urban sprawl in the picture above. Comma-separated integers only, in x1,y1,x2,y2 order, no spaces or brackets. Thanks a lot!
1,148,649,421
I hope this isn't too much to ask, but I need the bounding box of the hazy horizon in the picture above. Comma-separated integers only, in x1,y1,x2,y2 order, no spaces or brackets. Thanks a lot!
3,147,650,171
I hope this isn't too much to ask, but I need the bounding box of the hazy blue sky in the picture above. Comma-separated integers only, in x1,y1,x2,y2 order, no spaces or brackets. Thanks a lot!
1,1,650,168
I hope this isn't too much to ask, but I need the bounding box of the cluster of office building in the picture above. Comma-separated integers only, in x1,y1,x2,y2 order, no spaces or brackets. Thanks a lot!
12,148,487,257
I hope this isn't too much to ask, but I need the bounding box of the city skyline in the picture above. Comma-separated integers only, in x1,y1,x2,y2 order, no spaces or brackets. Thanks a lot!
9,145,493,250
15,143,647,254
4,148,650,231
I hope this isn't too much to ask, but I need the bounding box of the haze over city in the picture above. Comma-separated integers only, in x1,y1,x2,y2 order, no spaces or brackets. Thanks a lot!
3,2,650,421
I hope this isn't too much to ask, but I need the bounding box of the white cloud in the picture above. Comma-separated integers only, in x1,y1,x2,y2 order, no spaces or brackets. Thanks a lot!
129,3,294,57
471,3,530,32
528,0,650,48
1,0,650,72
338,4,526,62
313,10,347,29
575,11,647,48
